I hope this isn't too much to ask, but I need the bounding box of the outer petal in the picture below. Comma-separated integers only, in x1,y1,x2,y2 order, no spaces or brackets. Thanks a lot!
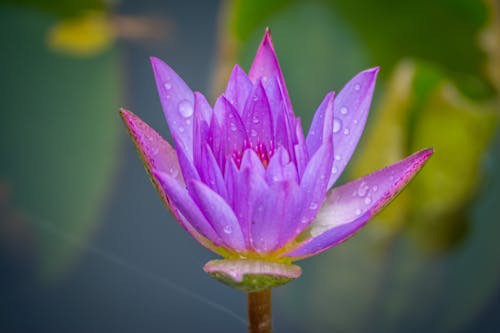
153,171,224,247
285,148,434,260
306,91,335,156
224,64,252,113
189,180,246,252
150,57,195,159
328,67,379,188
249,28,293,118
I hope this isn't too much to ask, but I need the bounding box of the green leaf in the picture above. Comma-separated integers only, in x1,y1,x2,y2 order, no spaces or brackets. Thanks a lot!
0,5,121,280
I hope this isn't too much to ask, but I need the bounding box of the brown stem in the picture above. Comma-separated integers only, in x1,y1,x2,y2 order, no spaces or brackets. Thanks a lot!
247,289,273,333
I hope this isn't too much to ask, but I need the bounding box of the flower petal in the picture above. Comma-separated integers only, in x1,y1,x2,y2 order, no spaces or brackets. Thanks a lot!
224,64,252,113
306,91,335,156
150,56,195,159
285,148,434,260
248,28,293,118
242,81,273,149
328,67,379,188
153,170,224,248
189,180,246,252
279,142,333,245
265,147,298,184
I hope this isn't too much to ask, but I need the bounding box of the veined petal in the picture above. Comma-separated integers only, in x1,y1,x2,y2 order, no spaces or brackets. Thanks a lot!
120,109,183,185
248,28,293,118
306,91,335,156
151,57,195,159
153,170,224,248
189,180,246,252
285,148,434,260
224,64,252,113
328,67,379,189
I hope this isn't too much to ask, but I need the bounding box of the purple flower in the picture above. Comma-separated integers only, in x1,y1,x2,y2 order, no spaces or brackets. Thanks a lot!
121,29,432,289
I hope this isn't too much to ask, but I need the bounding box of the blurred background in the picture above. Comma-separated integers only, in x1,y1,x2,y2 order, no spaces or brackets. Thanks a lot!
1,0,499,332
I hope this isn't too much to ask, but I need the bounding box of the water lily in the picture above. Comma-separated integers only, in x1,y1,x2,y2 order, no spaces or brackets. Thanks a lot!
120,29,432,292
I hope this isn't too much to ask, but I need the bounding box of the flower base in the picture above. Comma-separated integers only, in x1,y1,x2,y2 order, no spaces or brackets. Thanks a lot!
203,259,302,292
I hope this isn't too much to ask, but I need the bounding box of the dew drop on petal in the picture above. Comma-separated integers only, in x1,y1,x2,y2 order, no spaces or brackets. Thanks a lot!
300,217,309,224
343,128,350,135
334,154,341,161
309,202,318,210
354,83,361,91
372,185,378,192
252,115,260,124
223,225,233,234
169,167,178,178
230,123,237,132
364,196,372,205
355,208,362,215
357,182,369,197
353,119,359,125
151,147,159,156
178,126,185,133
340,106,348,114
332,166,338,174
333,117,342,134
164,82,172,90
178,100,193,118
251,129,258,137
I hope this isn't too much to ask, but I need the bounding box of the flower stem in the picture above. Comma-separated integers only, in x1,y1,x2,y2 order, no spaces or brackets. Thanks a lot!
247,289,273,333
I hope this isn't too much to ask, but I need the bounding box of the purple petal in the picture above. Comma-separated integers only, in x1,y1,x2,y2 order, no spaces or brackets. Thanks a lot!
194,91,212,124
293,119,309,178
153,170,224,247
198,144,228,200
172,134,200,185
242,82,273,150
328,67,379,188
248,28,293,118
251,180,299,253
265,147,298,184
306,92,335,156
239,148,266,177
280,142,333,245
224,64,252,113
189,180,246,252
150,57,195,159
285,148,434,259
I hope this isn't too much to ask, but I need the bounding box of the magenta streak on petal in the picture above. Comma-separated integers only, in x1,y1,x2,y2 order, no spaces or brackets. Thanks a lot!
153,170,224,247
224,64,253,113
306,91,335,156
328,67,379,189
150,57,195,159
285,148,434,260
242,82,274,158
248,28,293,119
189,180,247,252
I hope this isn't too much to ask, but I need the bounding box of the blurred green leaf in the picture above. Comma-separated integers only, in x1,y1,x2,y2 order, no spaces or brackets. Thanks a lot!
0,5,121,280
0,0,107,17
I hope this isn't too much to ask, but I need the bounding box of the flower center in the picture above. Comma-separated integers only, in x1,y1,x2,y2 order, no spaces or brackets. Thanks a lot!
231,139,275,168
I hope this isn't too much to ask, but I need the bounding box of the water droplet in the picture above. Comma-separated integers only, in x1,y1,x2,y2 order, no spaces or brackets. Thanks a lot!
353,119,359,125
169,167,178,177
372,185,378,192
272,175,279,181
309,202,318,210
178,126,185,133
364,197,372,205
251,129,258,137
340,106,348,114
230,123,237,132
300,217,309,224
178,100,193,118
355,208,362,215
357,182,369,197
151,147,159,155
334,154,341,161
252,95,258,101
332,166,338,174
252,116,259,124
333,117,342,134
223,225,233,234
164,82,172,90
354,83,361,91
343,128,350,135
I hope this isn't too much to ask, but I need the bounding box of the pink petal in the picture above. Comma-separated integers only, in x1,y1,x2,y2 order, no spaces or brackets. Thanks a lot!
248,28,293,119
150,57,195,159
328,67,379,189
285,148,434,260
